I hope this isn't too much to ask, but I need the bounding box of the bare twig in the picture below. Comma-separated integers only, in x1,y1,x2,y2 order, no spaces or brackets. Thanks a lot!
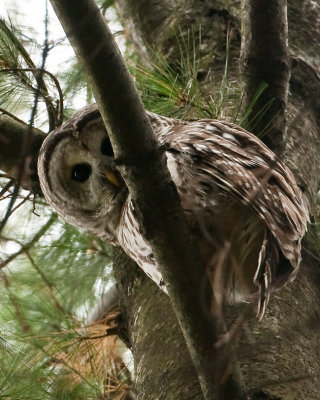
0,178,14,197
0,107,30,126
0,68,64,127
7,192,31,215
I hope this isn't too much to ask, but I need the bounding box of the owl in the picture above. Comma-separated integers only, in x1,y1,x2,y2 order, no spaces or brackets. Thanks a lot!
37,103,309,317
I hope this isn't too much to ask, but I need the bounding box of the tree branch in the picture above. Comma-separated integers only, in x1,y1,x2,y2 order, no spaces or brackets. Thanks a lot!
0,114,45,192
49,0,243,398
241,0,290,147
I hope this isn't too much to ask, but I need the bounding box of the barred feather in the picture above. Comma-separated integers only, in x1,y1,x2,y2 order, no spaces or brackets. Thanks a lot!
146,112,309,316
38,104,309,318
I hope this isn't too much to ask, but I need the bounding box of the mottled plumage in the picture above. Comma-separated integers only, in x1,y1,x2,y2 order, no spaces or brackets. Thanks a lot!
38,104,309,317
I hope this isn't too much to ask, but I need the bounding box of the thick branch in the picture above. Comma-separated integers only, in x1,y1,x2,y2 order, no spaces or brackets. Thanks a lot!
49,0,242,398
113,247,203,399
241,0,290,147
0,114,45,192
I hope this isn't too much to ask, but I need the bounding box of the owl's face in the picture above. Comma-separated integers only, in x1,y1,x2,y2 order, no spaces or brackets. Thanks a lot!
38,106,127,243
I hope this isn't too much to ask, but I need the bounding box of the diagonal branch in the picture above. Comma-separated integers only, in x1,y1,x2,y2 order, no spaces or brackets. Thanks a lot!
49,0,244,398
0,114,46,192
241,0,290,148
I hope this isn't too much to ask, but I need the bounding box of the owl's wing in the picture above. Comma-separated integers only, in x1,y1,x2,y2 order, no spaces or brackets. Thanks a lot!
149,112,309,315
116,196,167,292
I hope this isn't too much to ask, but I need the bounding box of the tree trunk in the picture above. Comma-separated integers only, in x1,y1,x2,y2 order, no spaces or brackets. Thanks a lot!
113,247,203,399
116,0,242,82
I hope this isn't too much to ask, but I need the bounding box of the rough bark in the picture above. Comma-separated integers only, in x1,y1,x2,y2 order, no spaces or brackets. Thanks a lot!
284,60,320,210
115,0,320,78
115,0,242,80
288,0,320,71
0,114,45,192
113,247,204,400
241,0,290,147
235,255,320,399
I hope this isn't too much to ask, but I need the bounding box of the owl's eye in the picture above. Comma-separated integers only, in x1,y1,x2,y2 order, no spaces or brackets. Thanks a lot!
101,137,114,157
71,163,92,182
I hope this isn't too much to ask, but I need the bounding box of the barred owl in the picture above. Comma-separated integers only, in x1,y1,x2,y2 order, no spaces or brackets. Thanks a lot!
38,104,308,317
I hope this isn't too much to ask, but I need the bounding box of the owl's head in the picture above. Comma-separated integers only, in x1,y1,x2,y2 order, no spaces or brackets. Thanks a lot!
38,104,127,243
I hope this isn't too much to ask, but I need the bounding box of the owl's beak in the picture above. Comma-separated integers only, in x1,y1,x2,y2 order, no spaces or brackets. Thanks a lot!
105,170,120,187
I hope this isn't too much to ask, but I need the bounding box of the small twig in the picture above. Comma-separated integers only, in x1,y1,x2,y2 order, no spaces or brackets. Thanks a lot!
215,304,254,349
0,68,64,127
7,192,31,216
0,236,23,246
0,179,14,198
0,68,56,129
32,195,40,216
0,182,21,231
0,17,57,130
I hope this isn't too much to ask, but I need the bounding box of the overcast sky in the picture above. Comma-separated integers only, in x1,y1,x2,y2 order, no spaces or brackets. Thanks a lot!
1,1,72,73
